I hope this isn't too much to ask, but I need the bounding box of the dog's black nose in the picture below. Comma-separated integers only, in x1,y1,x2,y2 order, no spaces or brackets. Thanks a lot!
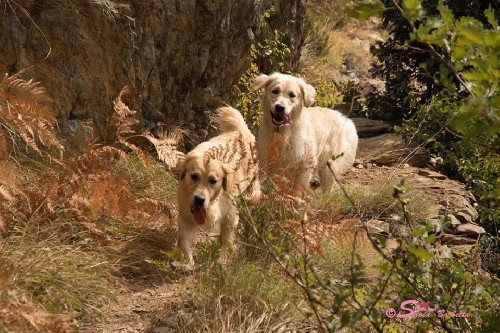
310,180,320,190
193,195,205,207
274,104,285,113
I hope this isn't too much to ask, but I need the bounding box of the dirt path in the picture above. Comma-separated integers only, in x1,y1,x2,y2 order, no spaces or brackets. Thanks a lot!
83,160,480,332
82,282,180,333
78,167,387,333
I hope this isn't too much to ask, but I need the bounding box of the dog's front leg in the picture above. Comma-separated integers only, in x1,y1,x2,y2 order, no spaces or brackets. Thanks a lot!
177,218,197,267
219,201,239,261
296,155,317,194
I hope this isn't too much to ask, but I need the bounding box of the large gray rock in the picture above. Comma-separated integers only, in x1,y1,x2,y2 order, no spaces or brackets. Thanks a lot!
0,0,305,144
446,223,486,239
440,234,479,245
352,118,392,138
357,133,431,167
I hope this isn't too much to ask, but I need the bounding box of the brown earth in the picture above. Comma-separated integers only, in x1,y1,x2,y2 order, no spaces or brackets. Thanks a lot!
85,127,483,331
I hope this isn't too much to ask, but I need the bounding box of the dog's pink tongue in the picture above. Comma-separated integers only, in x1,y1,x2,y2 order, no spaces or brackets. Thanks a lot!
193,207,208,225
283,115,292,126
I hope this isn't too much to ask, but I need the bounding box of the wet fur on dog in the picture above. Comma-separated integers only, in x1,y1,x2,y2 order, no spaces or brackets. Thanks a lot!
254,72,358,192
177,106,260,266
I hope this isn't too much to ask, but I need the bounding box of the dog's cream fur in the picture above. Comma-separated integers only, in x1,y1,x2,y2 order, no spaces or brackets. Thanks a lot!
254,72,358,191
177,106,260,266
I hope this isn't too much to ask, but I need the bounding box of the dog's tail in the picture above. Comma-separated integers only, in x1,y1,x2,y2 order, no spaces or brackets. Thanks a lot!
218,106,252,136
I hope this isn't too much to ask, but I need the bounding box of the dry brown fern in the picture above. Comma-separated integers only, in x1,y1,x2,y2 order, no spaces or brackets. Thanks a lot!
143,127,185,170
0,139,122,240
65,139,124,181
202,132,248,170
263,132,314,200
0,301,70,333
0,69,64,158
111,85,149,166
0,85,173,241
281,217,367,256
0,163,24,235
0,129,10,160
0,183,15,234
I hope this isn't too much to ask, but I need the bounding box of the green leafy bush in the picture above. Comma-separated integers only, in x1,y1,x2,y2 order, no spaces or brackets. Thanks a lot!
348,0,499,235
242,179,499,332
313,78,344,109
231,6,293,132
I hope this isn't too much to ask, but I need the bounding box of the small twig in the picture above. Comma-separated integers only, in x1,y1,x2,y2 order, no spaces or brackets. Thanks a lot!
327,161,454,332
387,0,473,97
9,0,52,60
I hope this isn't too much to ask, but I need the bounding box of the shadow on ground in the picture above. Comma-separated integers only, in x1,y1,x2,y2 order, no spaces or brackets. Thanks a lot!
115,223,187,285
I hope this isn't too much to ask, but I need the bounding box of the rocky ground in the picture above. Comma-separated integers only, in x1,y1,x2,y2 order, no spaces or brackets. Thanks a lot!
74,11,486,332
352,117,485,247
82,118,484,332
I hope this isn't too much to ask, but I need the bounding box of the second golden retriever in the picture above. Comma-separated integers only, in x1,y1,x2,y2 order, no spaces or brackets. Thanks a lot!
254,72,358,192
177,106,260,266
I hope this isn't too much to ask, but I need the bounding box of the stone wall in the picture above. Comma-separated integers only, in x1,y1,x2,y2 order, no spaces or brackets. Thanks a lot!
0,0,306,145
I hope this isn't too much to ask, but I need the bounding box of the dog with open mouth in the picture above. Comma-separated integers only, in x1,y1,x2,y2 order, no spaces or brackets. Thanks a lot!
254,72,358,192
176,106,260,267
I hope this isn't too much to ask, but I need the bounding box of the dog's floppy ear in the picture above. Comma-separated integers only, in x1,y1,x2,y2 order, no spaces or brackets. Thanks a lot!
179,157,187,181
253,74,270,91
221,163,233,191
300,79,316,107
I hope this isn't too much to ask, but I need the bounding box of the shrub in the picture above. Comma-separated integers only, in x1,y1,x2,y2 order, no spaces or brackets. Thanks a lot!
243,178,499,331
348,0,499,235
0,77,175,329
231,6,294,132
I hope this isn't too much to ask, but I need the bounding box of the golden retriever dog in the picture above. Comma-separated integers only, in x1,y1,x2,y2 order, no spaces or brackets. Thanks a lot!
177,106,260,266
254,72,358,192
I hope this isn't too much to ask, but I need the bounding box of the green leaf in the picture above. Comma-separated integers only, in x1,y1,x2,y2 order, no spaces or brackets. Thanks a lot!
402,0,424,21
459,21,485,45
449,114,467,135
484,31,500,48
410,226,428,237
425,234,436,244
485,6,498,29
352,306,366,323
438,1,454,30
341,310,351,327
439,63,456,91
346,0,385,21
406,246,435,260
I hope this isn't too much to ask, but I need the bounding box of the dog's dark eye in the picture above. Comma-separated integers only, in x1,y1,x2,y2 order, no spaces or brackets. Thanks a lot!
289,92,296,98
209,177,217,185
271,88,280,94
191,174,200,181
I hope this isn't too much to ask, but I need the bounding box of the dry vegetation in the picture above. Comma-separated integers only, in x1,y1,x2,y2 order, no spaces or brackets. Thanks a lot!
0,68,425,332
0,0,496,331
300,0,387,115
0,71,178,331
